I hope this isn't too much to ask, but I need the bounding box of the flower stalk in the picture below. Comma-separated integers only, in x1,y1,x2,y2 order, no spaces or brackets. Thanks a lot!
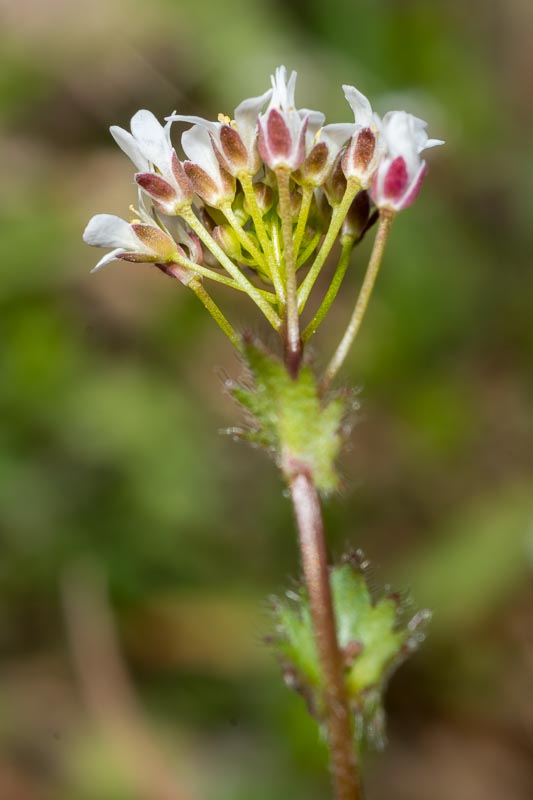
297,178,360,312
277,166,302,375
303,235,355,341
322,211,394,391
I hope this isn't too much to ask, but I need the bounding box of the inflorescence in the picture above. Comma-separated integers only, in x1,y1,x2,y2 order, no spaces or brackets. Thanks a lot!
84,66,443,375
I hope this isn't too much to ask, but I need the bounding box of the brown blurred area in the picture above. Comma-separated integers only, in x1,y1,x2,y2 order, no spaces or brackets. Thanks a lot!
1,0,533,797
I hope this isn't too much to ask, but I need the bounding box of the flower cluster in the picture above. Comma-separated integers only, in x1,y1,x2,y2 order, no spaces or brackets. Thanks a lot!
84,66,443,365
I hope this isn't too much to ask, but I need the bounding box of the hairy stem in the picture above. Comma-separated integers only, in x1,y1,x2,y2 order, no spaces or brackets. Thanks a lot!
277,167,302,376
297,179,360,312
240,172,286,304
221,203,268,270
180,207,281,330
293,184,314,257
322,211,394,391
302,236,354,342
171,252,276,301
188,278,242,350
297,231,321,269
290,471,362,800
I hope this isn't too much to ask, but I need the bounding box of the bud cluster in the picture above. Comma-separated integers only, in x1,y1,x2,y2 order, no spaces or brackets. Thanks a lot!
84,65,443,352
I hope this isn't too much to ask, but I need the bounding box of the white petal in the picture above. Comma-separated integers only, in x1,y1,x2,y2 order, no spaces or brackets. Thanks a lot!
234,88,272,150
286,69,297,107
110,126,149,171
381,111,414,159
342,85,374,127
91,248,125,272
270,66,297,110
424,137,445,149
301,108,326,149
167,114,221,136
181,125,221,181
83,214,140,249
319,122,356,150
130,109,172,172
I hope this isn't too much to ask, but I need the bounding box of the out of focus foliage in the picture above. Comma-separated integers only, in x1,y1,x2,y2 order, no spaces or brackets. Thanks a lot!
1,1,533,798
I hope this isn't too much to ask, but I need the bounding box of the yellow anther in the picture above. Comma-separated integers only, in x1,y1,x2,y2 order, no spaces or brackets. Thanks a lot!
217,113,232,125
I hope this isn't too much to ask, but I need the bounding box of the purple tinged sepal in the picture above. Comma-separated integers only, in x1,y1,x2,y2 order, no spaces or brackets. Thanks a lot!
181,125,236,207
157,262,196,285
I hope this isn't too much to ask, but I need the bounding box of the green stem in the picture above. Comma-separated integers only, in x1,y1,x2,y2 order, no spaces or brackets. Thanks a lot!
297,179,360,313
171,252,276,301
240,172,285,304
321,211,394,391
293,185,314,257
276,168,302,376
302,237,354,342
221,203,268,270
180,207,281,331
188,277,242,350
297,231,321,269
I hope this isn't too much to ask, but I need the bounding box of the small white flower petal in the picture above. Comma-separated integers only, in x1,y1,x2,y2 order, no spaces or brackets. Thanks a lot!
130,109,172,172
181,125,222,182
424,138,445,149
301,108,326,149
342,85,374,127
319,122,356,150
110,126,149,172
167,114,221,136
91,248,125,272
234,88,273,150
83,214,140,250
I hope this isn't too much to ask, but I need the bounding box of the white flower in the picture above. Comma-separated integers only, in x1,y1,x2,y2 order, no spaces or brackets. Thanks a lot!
167,87,272,177
258,66,319,171
301,122,355,187
83,212,179,271
341,85,383,187
110,110,193,213
180,124,236,207
371,111,444,211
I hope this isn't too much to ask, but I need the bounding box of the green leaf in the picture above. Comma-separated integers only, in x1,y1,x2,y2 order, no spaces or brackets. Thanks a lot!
272,558,429,750
232,341,346,493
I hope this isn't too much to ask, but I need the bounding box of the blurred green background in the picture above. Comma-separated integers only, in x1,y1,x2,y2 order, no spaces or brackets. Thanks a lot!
1,0,533,798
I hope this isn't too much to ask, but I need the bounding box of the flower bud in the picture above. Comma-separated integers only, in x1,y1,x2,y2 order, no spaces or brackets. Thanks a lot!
212,224,242,260
341,191,373,240
324,154,348,207
242,182,273,216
